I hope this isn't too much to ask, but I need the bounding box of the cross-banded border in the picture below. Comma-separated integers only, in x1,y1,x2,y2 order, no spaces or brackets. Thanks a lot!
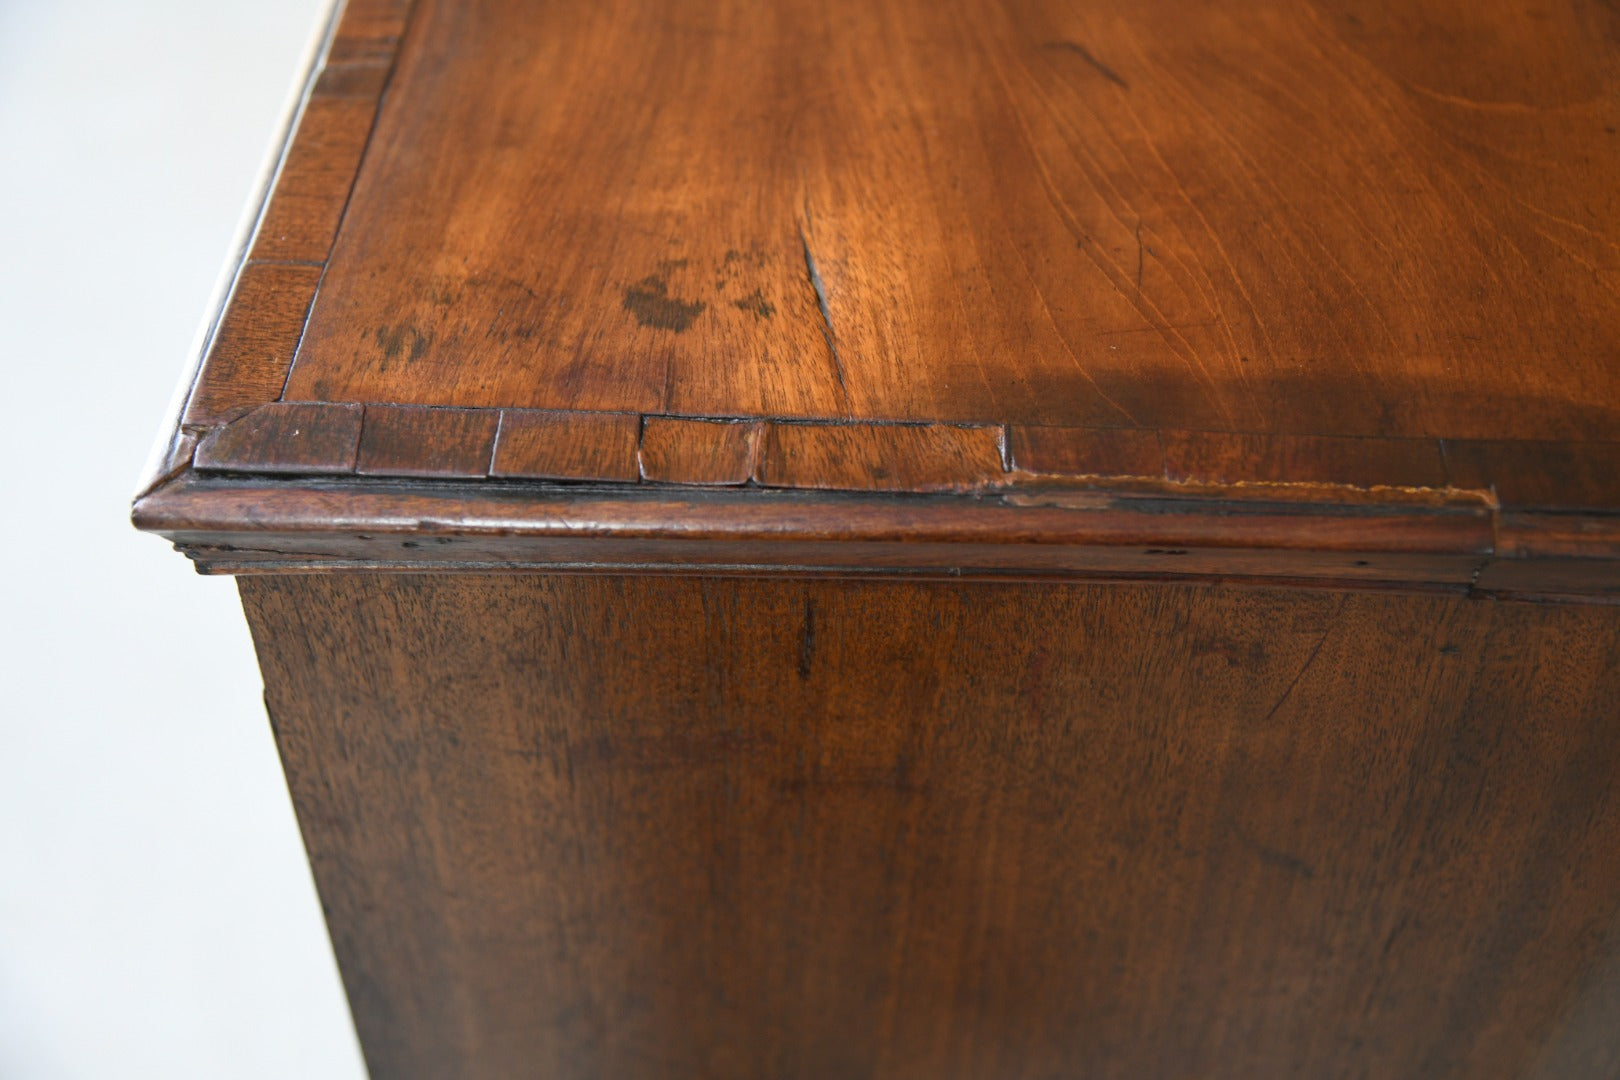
134,0,1620,599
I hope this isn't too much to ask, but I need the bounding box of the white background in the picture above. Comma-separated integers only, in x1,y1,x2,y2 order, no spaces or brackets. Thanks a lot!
0,1,367,1076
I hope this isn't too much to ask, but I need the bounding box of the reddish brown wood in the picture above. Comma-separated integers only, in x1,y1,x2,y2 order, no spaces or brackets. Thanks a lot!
137,473,1543,603
326,0,411,65
1472,554,1620,604
133,0,1620,593
640,417,761,485
1008,425,1163,479
311,59,392,100
247,84,381,264
756,423,1008,493
1161,431,1452,491
181,263,322,426
193,402,363,474
133,5,1620,1072
241,573,1620,1080
1443,440,1620,512
357,405,498,479
490,409,640,482
272,0,1620,445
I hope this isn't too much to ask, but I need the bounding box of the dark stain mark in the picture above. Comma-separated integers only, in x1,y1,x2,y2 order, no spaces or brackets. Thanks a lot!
374,324,432,370
715,248,769,291
375,325,406,360
798,596,815,679
656,257,689,274
1144,548,1188,556
1048,41,1129,89
474,274,543,302
733,289,775,319
800,228,851,404
1232,823,1315,879
1190,635,1268,669
1251,841,1315,879
621,275,706,332
1440,643,1462,656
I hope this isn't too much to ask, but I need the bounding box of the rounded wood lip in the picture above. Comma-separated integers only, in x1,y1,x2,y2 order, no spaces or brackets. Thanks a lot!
133,394,1620,594
131,470,1619,602
132,0,1620,597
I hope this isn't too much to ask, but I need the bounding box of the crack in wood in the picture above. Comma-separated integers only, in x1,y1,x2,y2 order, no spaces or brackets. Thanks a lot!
800,228,851,413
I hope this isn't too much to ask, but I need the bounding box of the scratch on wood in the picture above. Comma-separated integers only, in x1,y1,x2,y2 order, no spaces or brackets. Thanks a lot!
800,227,852,411
1134,219,1144,293
1048,41,1129,89
1260,596,1345,723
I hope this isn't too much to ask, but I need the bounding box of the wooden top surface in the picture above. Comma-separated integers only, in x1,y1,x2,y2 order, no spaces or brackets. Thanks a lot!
135,0,1620,595
304,0,1620,436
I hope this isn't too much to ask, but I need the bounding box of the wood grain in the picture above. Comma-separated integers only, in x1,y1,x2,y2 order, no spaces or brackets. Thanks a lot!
137,0,1620,592
1162,431,1452,491
242,573,1620,1079
181,263,322,426
278,0,1620,443
756,423,1008,492
489,409,640,482
139,6,1620,1076
193,402,363,474
640,417,761,485
137,470,1620,600
357,405,498,478
326,0,412,66
247,80,382,264
1009,425,1164,479
1442,440,1620,511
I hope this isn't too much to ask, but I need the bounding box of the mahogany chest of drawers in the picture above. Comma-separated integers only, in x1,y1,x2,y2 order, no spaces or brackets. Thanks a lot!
137,0,1620,1075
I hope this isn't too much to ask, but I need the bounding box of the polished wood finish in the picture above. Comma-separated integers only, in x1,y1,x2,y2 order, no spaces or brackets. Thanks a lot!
244,573,1620,1080
182,263,323,427
130,0,1620,596
491,410,642,482
193,402,364,474
286,0,1620,442
356,405,500,479
640,417,762,486
136,0,1620,1075
756,422,1007,493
